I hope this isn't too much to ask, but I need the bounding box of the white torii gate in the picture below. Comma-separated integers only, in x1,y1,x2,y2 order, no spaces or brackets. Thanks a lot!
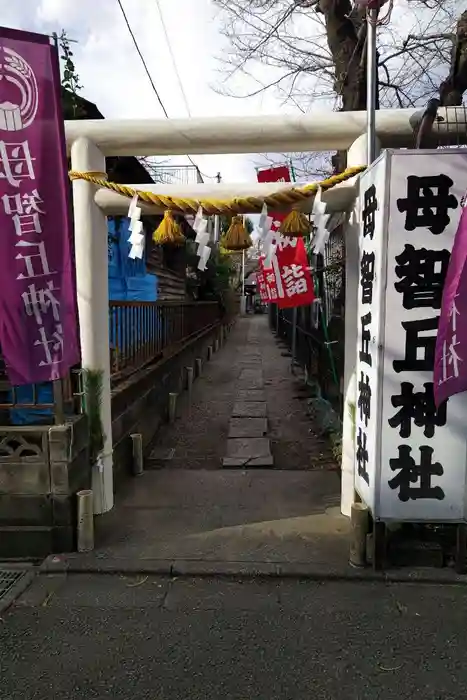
67,106,466,515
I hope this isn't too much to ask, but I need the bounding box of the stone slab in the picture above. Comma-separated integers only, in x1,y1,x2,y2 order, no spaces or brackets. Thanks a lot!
232,401,267,418
237,379,264,390
222,438,272,467
223,455,274,468
148,447,175,462
228,417,268,438
236,390,266,402
239,370,263,382
225,438,271,459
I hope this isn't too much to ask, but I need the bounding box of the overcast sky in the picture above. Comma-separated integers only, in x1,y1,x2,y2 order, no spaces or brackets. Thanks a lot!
0,0,297,183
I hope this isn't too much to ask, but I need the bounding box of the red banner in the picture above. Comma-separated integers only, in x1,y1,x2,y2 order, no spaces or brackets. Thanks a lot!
256,270,269,302
256,164,291,232
273,237,315,309
259,255,277,302
256,164,314,309
256,165,291,184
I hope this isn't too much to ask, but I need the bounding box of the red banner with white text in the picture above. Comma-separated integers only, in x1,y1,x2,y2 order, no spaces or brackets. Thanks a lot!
256,270,269,302
259,255,276,302
261,239,315,309
256,164,291,232
256,164,314,309
274,236,315,309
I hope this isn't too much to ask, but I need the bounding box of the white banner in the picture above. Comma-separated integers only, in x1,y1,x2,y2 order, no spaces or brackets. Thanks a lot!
355,149,467,522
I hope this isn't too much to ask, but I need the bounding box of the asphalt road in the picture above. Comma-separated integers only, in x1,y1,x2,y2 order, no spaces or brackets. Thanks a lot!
1,574,467,700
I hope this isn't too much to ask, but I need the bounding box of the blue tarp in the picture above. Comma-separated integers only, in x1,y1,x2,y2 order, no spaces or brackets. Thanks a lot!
108,218,157,301
9,384,54,425
10,217,158,425
108,218,158,350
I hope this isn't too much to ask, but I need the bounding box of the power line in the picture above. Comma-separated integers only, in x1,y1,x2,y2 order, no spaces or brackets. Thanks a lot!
154,0,191,117
116,0,218,180
116,0,169,118
153,0,218,180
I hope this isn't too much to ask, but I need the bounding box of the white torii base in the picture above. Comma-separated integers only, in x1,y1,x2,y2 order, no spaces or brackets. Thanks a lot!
71,136,114,515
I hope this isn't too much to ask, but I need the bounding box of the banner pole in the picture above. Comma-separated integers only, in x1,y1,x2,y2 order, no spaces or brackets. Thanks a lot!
291,307,298,374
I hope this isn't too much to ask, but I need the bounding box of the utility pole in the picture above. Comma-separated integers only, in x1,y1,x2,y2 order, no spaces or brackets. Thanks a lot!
213,172,221,244
240,215,247,314
366,5,379,164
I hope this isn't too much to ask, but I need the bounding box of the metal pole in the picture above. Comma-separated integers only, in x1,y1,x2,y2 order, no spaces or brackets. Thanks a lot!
214,215,220,244
291,307,298,374
214,172,221,244
240,248,246,314
242,250,245,296
366,8,378,164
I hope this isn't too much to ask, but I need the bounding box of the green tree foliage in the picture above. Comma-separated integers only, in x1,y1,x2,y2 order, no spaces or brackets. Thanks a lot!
186,240,235,303
53,30,85,118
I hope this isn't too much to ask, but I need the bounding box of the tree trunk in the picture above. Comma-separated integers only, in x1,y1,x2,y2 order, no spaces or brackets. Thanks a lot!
439,11,467,107
319,0,369,111
319,0,372,171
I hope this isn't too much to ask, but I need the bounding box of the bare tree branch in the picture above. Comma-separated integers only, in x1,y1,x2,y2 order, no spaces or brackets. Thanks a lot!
213,0,463,174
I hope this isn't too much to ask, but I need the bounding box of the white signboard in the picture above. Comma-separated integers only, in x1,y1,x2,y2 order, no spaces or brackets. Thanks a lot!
355,149,467,522
354,158,386,512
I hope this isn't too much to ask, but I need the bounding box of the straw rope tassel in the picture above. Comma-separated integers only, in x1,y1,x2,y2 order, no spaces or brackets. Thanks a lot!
222,216,252,251
152,210,185,246
279,210,312,237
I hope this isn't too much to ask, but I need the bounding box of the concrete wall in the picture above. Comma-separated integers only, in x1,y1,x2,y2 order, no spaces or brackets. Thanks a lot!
0,415,91,558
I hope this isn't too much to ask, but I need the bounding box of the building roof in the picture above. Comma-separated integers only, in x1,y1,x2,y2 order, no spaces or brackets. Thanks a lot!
62,88,155,185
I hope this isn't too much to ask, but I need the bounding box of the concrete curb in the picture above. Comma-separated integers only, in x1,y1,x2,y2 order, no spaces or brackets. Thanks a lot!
39,555,467,585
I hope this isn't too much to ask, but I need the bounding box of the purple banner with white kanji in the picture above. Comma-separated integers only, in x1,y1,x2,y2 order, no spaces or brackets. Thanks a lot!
0,27,79,385
434,203,467,406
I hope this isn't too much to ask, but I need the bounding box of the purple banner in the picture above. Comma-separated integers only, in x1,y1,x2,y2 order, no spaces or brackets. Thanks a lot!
0,27,79,385
434,203,467,406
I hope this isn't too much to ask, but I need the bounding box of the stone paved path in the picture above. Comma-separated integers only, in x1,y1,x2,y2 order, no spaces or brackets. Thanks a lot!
223,318,272,467
149,314,336,471
54,315,349,569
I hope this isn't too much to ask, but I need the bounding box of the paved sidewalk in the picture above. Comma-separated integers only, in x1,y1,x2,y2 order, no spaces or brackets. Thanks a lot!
54,315,350,573
3,575,467,699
